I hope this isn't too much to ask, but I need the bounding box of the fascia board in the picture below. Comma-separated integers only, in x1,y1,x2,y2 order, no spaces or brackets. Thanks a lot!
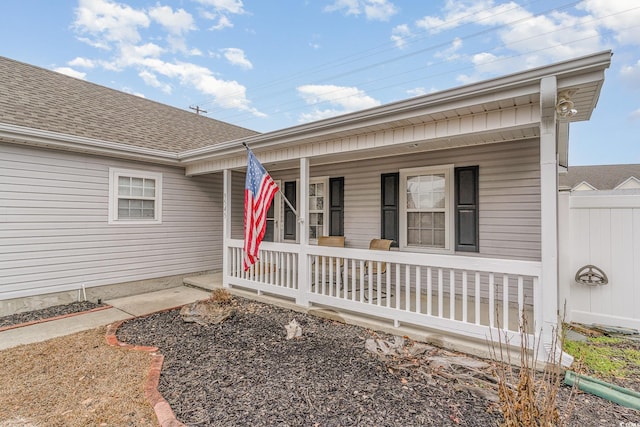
180,50,612,164
0,123,180,165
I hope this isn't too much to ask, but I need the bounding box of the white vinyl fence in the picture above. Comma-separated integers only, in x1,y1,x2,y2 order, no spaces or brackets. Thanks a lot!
559,191,640,330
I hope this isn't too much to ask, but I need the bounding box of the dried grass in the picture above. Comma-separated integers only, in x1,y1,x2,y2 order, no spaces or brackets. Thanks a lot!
0,327,157,427
490,312,574,427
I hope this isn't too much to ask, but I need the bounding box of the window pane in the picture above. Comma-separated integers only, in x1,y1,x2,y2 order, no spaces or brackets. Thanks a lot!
418,212,431,228
434,212,445,228
143,179,155,197
420,230,433,246
131,178,144,196
407,228,419,245
433,191,445,209
316,197,323,210
407,212,419,228
317,213,323,226
309,184,316,196
309,213,317,225
118,177,130,196
309,226,317,239
316,183,324,197
434,230,445,247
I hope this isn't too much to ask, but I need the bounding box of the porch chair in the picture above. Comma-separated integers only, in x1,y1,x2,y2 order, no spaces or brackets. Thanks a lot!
357,238,393,301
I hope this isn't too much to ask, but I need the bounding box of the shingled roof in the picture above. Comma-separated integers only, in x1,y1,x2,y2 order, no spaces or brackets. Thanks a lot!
0,56,258,153
559,164,640,190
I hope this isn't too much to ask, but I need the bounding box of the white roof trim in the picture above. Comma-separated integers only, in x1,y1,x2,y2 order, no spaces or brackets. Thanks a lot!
615,176,640,190
571,181,597,191
0,123,180,165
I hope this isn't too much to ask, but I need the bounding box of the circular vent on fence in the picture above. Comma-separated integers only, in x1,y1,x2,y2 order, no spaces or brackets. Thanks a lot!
575,265,608,286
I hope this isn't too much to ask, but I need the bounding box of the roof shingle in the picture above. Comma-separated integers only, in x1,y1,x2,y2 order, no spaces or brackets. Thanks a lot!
0,56,258,153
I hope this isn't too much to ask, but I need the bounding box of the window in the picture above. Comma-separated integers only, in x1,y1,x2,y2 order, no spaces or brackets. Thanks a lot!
400,165,453,251
109,168,162,224
395,165,479,253
282,177,342,242
308,179,327,240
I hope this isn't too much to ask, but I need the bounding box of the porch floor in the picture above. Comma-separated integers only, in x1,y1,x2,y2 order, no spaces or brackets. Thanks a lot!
184,273,533,361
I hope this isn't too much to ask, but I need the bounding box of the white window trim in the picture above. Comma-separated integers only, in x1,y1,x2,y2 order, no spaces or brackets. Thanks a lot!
399,164,454,253
308,176,329,243
108,168,163,225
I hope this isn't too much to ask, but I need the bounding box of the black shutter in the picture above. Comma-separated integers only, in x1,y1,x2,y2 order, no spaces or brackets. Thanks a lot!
329,177,344,236
283,181,297,240
381,173,399,248
455,166,479,252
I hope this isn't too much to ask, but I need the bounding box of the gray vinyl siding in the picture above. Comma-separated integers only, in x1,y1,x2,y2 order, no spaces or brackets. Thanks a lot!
230,139,541,261
0,143,223,300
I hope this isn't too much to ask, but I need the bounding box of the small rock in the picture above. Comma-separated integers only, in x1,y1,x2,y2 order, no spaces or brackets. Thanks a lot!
285,319,302,339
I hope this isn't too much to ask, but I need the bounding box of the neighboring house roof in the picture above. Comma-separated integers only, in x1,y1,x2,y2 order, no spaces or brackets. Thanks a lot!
559,164,640,190
0,56,258,153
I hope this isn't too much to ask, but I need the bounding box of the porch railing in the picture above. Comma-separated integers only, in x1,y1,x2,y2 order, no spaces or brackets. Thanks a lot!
225,239,541,344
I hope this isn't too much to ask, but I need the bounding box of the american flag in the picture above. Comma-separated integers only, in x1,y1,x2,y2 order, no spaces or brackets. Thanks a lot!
244,148,279,271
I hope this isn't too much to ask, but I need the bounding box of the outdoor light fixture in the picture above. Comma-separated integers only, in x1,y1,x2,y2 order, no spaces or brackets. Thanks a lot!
556,90,578,118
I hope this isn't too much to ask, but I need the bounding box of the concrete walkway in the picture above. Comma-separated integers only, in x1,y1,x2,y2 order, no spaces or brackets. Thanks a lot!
0,286,211,351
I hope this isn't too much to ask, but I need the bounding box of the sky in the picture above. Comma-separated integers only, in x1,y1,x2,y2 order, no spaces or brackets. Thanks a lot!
1,0,639,166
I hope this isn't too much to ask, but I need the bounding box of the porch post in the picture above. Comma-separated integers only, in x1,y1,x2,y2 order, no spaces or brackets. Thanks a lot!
539,76,559,359
222,169,232,288
297,157,310,307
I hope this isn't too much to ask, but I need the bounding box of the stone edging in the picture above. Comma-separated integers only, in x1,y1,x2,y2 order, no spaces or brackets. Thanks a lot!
0,305,113,333
105,313,187,427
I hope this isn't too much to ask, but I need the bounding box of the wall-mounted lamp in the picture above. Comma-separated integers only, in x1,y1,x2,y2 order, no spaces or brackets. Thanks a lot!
556,90,578,118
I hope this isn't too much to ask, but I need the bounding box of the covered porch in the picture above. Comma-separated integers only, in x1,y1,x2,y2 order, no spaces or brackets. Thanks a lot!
181,51,611,361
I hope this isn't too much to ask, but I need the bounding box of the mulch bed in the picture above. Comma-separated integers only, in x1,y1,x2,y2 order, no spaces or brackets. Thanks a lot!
117,296,640,426
0,301,105,329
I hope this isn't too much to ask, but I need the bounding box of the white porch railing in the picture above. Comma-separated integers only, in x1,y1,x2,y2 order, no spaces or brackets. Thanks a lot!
225,239,542,344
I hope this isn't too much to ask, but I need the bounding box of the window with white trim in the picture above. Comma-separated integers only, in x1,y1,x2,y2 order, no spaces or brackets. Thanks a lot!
399,165,453,252
308,178,328,240
109,168,162,224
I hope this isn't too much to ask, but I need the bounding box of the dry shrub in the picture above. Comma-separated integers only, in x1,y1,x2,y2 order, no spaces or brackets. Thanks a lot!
209,288,233,305
490,311,573,426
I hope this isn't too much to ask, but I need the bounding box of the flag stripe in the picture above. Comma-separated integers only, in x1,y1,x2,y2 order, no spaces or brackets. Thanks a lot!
243,149,279,271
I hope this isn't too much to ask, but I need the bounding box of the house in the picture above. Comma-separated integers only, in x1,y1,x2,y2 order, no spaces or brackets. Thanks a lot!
559,164,640,191
0,51,613,360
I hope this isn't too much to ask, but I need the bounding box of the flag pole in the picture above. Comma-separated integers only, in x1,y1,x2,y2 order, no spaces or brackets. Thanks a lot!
242,143,298,218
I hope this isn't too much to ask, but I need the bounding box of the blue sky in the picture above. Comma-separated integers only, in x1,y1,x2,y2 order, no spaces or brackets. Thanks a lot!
1,0,638,165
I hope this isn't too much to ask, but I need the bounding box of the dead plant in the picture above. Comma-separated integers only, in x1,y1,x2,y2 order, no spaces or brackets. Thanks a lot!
489,310,574,426
209,288,233,305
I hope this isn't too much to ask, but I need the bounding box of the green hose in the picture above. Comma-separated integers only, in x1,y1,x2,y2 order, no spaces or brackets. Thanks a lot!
564,370,640,410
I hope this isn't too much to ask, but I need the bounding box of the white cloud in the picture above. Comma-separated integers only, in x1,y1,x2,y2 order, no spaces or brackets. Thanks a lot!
71,0,262,117
578,0,640,46
297,84,380,122
630,108,640,121
54,67,87,80
325,0,397,21
68,57,97,68
434,37,463,61
406,86,438,97
221,48,253,69
621,59,640,86
391,24,411,49
194,0,245,15
209,15,233,30
73,0,150,47
138,69,172,93
148,5,195,35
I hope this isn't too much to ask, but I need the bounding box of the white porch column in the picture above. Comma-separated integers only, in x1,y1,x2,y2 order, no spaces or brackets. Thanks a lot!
297,157,310,307
538,76,559,357
222,169,232,288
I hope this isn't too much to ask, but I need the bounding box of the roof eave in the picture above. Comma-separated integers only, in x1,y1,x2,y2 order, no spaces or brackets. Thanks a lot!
0,123,180,166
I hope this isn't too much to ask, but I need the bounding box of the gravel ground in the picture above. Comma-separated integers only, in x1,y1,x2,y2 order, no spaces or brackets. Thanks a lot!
116,296,640,427
0,301,104,329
